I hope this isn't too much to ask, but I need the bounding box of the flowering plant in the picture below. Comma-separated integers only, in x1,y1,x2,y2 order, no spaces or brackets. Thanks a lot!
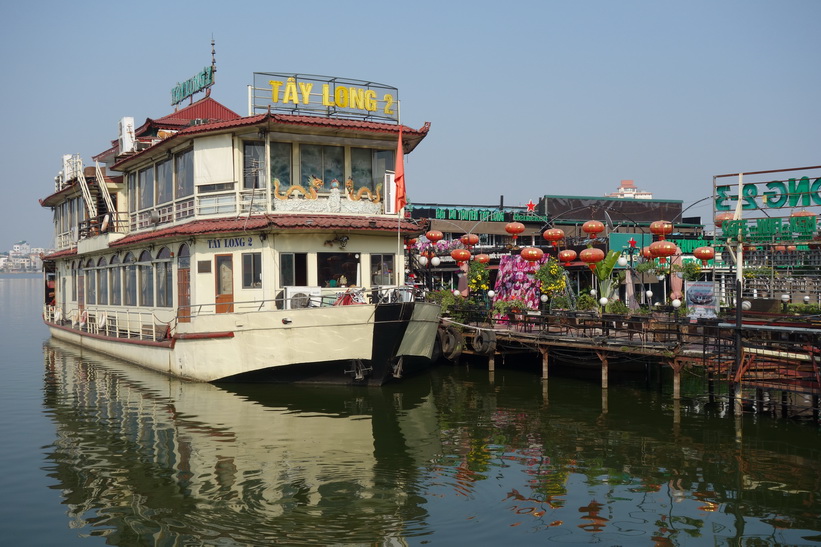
467,260,490,292
534,256,567,296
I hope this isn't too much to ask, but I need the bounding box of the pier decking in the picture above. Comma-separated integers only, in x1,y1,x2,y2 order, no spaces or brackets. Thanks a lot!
437,308,821,421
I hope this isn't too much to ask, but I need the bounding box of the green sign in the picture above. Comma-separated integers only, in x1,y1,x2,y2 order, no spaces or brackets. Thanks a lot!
171,66,215,106
719,216,817,242
715,177,821,211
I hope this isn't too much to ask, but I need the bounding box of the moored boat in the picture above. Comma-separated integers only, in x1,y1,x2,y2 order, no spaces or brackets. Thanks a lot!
40,64,440,385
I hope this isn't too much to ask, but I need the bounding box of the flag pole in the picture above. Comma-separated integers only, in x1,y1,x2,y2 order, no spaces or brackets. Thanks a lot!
395,101,405,287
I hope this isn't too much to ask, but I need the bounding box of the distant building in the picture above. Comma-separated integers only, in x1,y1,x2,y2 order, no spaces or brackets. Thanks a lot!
606,180,653,199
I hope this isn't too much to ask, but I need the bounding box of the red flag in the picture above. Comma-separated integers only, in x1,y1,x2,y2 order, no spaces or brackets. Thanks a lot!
394,126,406,212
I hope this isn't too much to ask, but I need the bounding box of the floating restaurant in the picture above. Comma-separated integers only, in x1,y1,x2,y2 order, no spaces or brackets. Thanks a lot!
404,167,821,421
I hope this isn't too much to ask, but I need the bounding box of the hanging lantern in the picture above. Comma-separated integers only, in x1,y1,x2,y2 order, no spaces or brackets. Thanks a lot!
558,249,577,266
787,244,797,252
581,220,604,238
693,246,715,266
459,233,480,247
714,212,734,228
649,240,677,264
774,244,786,253
405,238,417,250
505,222,526,241
451,248,471,265
425,230,443,243
641,246,653,260
542,228,565,247
579,247,605,270
650,220,673,240
474,253,491,264
791,210,815,219
520,247,544,262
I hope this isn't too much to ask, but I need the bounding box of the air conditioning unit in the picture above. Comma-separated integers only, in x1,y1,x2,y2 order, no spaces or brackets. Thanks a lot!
284,286,323,309
118,117,135,154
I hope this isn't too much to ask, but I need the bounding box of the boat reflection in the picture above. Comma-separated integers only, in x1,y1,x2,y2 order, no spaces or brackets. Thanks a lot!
42,339,439,545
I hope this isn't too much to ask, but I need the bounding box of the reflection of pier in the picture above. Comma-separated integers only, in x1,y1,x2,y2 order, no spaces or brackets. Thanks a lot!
42,339,438,543
439,308,821,421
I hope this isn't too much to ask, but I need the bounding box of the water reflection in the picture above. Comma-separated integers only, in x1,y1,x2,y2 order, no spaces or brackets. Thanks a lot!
43,339,438,544
42,340,821,545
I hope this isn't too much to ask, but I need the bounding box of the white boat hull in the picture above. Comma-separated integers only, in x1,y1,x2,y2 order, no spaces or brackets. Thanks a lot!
47,301,440,385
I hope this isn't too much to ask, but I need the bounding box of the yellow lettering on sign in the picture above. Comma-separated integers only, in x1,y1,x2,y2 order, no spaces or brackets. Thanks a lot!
383,93,395,115
298,82,313,104
364,90,377,111
283,78,299,104
334,87,349,108
349,87,366,110
321,84,332,106
269,80,283,103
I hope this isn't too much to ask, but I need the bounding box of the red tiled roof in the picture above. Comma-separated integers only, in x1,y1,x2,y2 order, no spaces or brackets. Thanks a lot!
110,214,427,248
42,248,77,260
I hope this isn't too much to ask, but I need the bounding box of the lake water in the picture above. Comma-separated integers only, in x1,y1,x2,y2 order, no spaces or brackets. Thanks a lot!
1,273,820,546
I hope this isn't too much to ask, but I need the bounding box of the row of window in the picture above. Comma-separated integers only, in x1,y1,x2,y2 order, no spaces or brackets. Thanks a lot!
74,245,189,308
67,245,396,309
124,141,395,213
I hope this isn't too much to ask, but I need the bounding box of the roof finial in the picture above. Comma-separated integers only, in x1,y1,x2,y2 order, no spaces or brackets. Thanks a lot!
206,36,216,97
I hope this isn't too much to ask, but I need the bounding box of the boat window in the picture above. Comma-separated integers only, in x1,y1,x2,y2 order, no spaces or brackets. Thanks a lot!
110,255,121,306
243,142,265,190
85,259,96,306
156,247,173,307
123,253,137,306
175,148,194,199
280,253,307,287
318,252,359,288
127,172,137,214
300,144,342,192
371,254,394,285
138,168,154,211
156,159,173,204
97,257,108,306
242,252,262,289
138,251,154,307
270,141,292,187
351,148,394,194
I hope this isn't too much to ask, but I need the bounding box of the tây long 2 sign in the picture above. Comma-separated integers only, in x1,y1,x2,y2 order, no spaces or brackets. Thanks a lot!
251,73,399,122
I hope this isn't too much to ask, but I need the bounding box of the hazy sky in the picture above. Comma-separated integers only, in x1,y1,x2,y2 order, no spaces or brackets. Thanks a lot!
2,0,819,250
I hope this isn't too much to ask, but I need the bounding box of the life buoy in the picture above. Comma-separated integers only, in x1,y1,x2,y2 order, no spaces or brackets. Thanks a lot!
471,328,497,355
438,326,463,361
54,308,63,323
70,310,79,326
97,311,107,328
79,310,88,326
100,214,110,233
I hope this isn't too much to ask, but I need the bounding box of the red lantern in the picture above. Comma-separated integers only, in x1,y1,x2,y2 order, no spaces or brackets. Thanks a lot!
791,210,815,219
505,222,525,241
693,246,715,266
474,253,490,264
558,249,577,266
774,244,786,253
641,246,653,260
787,245,797,252
425,230,443,243
459,233,480,247
714,212,733,228
450,248,471,265
582,220,604,238
649,240,677,264
650,220,673,240
542,228,565,246
520,247,544,262
580,247,605,270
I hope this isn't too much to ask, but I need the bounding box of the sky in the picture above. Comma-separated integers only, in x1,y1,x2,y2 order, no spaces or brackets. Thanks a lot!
2,0,820,250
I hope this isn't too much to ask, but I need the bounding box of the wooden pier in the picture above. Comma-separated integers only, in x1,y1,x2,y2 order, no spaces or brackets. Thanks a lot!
436,309,821,420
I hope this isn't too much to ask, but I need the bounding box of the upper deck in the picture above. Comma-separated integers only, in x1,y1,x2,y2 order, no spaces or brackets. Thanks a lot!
41,95,430,252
